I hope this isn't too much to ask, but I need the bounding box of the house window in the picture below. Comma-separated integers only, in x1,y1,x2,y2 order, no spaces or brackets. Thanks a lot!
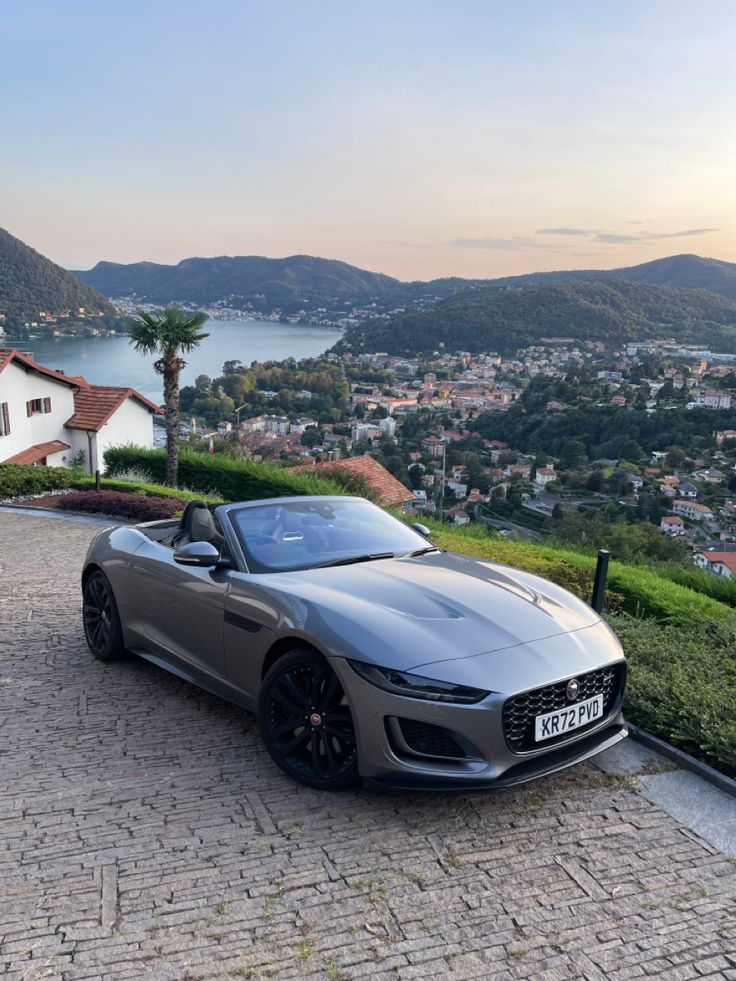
0,402,9,436
26,397,52,416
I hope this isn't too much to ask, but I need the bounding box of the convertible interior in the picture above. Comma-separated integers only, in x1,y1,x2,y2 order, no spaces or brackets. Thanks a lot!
140,501,225,550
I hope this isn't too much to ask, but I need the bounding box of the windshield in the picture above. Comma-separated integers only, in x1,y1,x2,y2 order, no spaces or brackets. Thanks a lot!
229,498,430,573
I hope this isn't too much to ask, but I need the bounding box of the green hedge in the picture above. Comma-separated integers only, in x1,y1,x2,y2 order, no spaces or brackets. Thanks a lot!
103,446,350,501
0,464,73,498
611,613,736,776
71,476,223,504
657,564,736,609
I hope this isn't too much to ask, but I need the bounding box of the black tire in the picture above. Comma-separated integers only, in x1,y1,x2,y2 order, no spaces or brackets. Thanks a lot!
258,648,359,790
82,570,126,662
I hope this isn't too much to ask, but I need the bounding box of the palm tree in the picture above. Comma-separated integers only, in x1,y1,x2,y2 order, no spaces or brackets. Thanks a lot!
129,307,209,486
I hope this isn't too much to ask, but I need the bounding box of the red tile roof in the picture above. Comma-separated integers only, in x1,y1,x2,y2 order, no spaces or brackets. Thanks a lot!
5,440,71,465
66,382,162,431
0,349,161,432
696,551,736,574
291,455,415,507
0,348,79,387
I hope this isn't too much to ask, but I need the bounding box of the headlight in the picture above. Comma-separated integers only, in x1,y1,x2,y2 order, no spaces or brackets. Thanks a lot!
348,660,490,704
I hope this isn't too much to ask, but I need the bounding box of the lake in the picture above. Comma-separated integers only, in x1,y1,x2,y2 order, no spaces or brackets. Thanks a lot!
4,319,343,401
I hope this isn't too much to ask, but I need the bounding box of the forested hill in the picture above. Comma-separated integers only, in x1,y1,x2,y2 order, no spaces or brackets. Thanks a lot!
76,254,402,314
337,279,736,355
477,254,736,301
0,228,117,324
76,251,736,317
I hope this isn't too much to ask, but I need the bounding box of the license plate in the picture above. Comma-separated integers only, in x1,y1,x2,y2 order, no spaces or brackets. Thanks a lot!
534,694,603,742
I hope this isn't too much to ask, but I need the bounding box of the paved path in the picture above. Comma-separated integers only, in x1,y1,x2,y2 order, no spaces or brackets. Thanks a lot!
1,511,735,981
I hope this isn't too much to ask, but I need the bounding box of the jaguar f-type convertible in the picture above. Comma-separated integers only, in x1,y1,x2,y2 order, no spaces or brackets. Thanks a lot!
81,496,627,790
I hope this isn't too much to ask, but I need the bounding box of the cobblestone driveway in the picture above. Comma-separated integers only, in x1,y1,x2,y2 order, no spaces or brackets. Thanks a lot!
1,511,735,981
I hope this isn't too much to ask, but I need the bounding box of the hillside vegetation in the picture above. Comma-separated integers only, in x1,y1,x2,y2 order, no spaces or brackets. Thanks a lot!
483,253,736,301
77,254,402,314
0,227,117,324
340,279,736,355
76,251,736,317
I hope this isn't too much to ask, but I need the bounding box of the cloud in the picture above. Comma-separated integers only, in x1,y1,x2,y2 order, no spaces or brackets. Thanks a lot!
594,227,719,244
594,233,642,244
535,227,598,236
649,227,719,239
449,227,720,251
450,237,558,251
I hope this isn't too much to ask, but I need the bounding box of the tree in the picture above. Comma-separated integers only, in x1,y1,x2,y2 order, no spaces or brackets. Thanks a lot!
300,426,324,448
559,439,588,469
129,307,209,485
586,469,605,493
665,445,687,469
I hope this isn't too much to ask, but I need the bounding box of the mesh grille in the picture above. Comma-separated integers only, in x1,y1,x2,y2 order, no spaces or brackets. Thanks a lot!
502,663,625,753
397,718,468,759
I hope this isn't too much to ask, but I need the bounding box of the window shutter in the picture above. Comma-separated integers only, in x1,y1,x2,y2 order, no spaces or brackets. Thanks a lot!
43,397,51,413
1,403,9,435
26,401,32,417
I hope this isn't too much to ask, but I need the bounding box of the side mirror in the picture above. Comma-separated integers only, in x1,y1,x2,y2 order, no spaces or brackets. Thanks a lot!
173,541,221,567
411,522,431,538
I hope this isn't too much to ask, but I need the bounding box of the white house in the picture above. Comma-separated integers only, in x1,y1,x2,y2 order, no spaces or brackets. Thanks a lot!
0,348,161,473
693,549,736,579
660,515,685,536
672,499,713,522
535,467,557,489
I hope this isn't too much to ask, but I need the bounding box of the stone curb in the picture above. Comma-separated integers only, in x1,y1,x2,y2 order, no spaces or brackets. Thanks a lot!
628,723,736,799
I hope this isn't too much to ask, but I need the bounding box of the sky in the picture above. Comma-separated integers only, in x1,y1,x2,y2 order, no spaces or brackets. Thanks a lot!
2,0,735,280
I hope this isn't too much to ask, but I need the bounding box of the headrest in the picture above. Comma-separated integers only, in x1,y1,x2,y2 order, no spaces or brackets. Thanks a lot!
190,508,217,543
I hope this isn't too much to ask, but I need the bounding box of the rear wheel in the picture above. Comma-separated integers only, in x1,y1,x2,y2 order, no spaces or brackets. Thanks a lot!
258,648,359,789
83,570,125,662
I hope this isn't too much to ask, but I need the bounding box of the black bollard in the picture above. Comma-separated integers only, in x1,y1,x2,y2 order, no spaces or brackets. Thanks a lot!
95,469,101,492
591,549,610,613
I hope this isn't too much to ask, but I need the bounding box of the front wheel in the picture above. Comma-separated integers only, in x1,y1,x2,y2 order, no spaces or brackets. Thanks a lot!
258,649,359,789
83,570,125,662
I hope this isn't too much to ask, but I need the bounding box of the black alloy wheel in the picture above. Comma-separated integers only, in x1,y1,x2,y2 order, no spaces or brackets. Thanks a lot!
82,570,125,662
259,648,359,789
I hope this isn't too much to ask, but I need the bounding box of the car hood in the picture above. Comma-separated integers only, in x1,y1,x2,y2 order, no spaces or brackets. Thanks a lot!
267,549,602,672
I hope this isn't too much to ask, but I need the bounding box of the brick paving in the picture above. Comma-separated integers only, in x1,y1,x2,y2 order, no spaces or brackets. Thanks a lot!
1,509,735,981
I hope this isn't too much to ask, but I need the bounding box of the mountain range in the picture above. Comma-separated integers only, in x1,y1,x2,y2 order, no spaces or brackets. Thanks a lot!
5,225,736,355
76,254,401,315
74,251,736,316
0,228,117,326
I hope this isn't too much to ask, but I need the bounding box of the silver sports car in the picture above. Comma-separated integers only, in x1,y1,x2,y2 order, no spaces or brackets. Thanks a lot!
81,496,627,790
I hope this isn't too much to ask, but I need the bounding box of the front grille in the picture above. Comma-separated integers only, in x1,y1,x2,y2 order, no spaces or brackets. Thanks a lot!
502,663,625,753
397,718,468,760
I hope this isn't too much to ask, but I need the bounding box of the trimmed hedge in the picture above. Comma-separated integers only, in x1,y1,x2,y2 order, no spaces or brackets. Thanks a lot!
0,464,73,498
104,446,349,501
71,475,223,505
56,490,185,521
611,613,736,776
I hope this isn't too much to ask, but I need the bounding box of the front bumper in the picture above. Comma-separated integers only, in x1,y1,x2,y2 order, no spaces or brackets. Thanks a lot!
330,637,627,791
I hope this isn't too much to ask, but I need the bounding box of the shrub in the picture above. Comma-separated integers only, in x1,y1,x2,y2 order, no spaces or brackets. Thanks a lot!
104,446,350,501
55,490,185,521
611,613,736,776
70,475,223,504
0,464,73,498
